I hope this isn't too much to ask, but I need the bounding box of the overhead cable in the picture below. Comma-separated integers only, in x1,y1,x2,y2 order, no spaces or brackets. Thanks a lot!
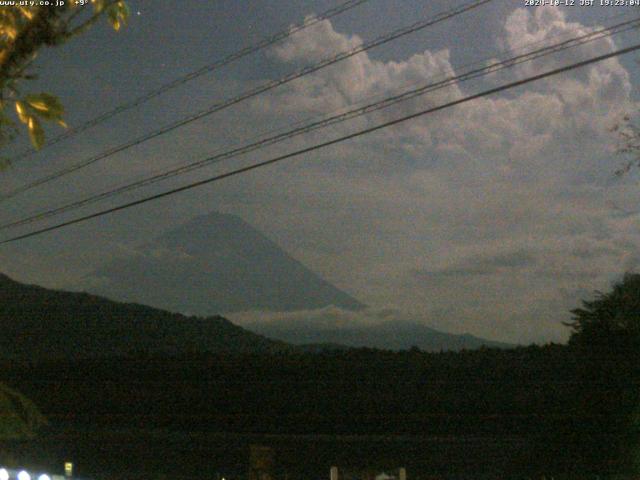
0,0,495,201
2,16,637,231
2,41,639,244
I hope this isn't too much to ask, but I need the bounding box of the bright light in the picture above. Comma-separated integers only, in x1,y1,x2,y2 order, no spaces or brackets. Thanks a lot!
0,468,8,480
18,471,30,480
38,475,51,480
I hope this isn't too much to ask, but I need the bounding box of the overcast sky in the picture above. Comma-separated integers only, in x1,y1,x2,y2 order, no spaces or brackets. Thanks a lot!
1,0,640,344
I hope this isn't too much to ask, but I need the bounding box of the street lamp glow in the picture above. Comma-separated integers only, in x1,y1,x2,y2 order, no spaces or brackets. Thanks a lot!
0,468,9,480
18,471,30,480
38,474,51,480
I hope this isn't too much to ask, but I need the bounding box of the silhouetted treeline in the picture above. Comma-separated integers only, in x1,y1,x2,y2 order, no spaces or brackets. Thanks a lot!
1,344,636,472
5,271,640,475
1,346,571,431
0,345,611,432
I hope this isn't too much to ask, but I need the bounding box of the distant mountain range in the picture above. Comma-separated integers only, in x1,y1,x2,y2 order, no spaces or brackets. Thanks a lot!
238,314,513,351
0,273,288,360
0,273,509,357
83,211,364,316
0,212,509,357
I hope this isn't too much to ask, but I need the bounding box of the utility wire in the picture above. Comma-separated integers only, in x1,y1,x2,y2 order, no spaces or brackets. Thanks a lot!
2,41,639,245
0,0,495,202
125,8,637,186
3,0,372,164
2,16,638,231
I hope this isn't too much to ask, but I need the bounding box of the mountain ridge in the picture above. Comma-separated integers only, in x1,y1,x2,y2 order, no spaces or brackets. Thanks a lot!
84,211,364,316
1,272,510,356
0,272,290,360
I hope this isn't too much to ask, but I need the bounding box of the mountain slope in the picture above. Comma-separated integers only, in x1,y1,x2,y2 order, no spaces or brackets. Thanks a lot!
241,317,512,352
0,273,289,360
85,211,364,316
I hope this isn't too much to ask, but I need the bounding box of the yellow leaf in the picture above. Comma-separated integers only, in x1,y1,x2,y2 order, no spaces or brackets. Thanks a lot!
57,119,68,129
106,1,129,31
27,101,48,112
17,7,34,20
15,101,29,124
25,93,64,119
117,1,130,20
27,117,44,150
0,25,18,40
92,0,106,13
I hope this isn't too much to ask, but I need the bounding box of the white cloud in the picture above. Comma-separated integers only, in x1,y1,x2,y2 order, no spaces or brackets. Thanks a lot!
231,305,390,330
224,9,640,343
4,6,639,345
267,16,461,130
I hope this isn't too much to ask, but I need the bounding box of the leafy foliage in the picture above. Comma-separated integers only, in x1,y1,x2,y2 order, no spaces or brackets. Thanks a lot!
610,115,640,176
0,1,128,156
565,272,640,348
0,382,46,440
563,273,640,474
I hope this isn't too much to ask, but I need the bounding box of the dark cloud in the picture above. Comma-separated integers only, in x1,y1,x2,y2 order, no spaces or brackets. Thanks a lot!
415,250,538,278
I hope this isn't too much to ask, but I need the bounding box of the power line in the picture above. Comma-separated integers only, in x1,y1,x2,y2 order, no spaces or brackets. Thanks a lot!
2,16,638,231
2,41,638,245
3,0,372,164
0,0,495,202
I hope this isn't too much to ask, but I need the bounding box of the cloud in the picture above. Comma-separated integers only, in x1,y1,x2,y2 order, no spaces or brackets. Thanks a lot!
265,16,461,136
223,8,640,344
228,305,512,348
231,305,394,330
255,8,633,188
416,249,538,278
4,6,639,346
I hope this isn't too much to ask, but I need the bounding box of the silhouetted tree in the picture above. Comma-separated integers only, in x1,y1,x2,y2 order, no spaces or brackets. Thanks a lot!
564,273,640,474
566,272,640,349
